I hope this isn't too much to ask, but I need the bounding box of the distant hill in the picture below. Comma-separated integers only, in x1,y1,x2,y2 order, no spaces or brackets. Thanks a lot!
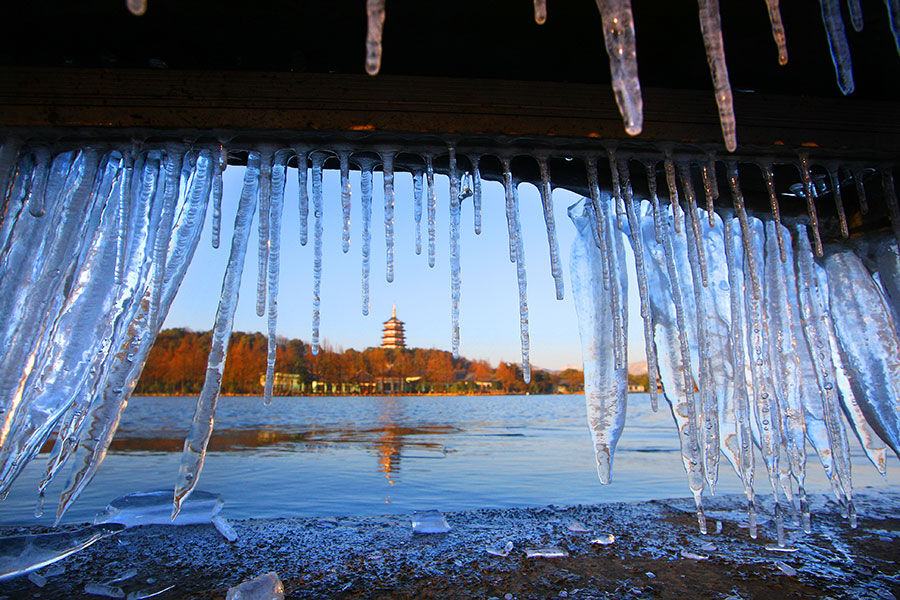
628,360,648,376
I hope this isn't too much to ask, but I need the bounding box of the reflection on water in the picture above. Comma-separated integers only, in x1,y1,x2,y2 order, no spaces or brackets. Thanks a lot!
4,394,899,526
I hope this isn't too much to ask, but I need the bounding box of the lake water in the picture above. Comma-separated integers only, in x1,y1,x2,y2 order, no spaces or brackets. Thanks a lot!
1,394,897,526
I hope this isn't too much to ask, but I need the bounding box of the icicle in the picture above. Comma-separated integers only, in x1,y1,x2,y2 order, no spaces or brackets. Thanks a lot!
887,0,900,56
643,161,663,244
293,146,310,246
470,154,483,235
664,150,683,234
310,152,326,356
172,151,259,518
585,157,611,290
569,199,628,484
826,164,849,238
25,147,50,219
126,0,147,16
818,0,855,94
211,145,226,249
147,143,185,334
677,163,709,287
537,155,564,300
383,151,395,283
764,0,789,65
412,166,423,255
701,153,718,227
697,0,737,152
365,0,386,76
851,166,869,214
798,153,823,257
339,151,352,254
606,146,625,229
594,0,643,136
255,148,273,318
618,160,658,412
609,196,628,377
505,170,531,384
113,150,133,286
883,168,900,246
359,158,375,316
759,160,787,262
426,154,437,268
502,158,518,264
263,152,288,406
847,0,864,31
449,146,461,359
534,0,547,24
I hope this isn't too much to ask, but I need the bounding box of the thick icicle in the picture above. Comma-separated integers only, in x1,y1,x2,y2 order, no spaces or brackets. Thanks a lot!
365,0,386,76
294,146,309,246
534,0,547,24
310,152,327,356
764,0,789,65
883,168,900,246
618,160,659,411
826,164,849,238
359,159,376,316
172,151,259,517
826,250,900,460
537,155,564,300
594,0,643,136
263,152,288,406
664,151,682,234
339,151,352,254
470,154,483,235
426,154,436,268
255,148,273,317
799,153,824,257
449,146,461,359
697,0,737,151
818,0,855,94
569,199,627,483
677,163,708,287
211,145,226,249
759,160,787,262
412,166,423,255
383,151,395,282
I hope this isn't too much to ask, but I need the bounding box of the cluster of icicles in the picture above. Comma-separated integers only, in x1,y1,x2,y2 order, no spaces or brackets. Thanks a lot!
572,156,900,547
0,137,898,541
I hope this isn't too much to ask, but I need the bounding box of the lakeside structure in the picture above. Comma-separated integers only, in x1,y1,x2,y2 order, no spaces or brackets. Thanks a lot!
381,305,407,349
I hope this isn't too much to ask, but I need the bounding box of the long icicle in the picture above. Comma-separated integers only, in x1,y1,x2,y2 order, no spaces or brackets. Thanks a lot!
887,0,900,56
426,153,437,268
759,159,787,262
585,157,610,290
211,144,226,249
644,161,663,244
147,143,185,335
263,152,288,406
664,150,683,234
697,0,737,151
412,166,423,255
537,155,564,300
449,145,461,359
365,0,386,76
764,0,789,65
383,151,395,283
504,167,531,384
701,154,718,227
114,149,134,285
799,152,824,257
255,148,273,317
471,154,483,235
293,146,310,246
172,150,260,517
339,151,352,254
819,0,855,94
503,157,518,263
606,146,625,229
852,166,869,215
827,163,849,238
310,151,327,355
594,0,643,136
359,158,375,316
677,163,709,287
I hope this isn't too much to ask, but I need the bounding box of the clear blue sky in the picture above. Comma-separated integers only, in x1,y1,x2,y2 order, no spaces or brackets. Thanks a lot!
163,164,646,371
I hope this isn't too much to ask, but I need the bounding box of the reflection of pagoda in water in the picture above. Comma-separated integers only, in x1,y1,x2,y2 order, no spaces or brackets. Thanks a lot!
381,305,406,349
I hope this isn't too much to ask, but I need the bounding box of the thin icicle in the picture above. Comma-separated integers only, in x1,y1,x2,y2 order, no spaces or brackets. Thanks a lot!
172,151,259,518
664,151,683,234
505,173,531,384
310,152,326,356
263,152,288,406
426,154,436,268
470,154,483,235
799,153,824,257
764,0,789,65
534,0,547,24
883,168,900,246
697,0,737,152
412,166,423,255
255,148,273,318
147,144,185,335
449,146,461,359
819,0,855,94
359,159,375,316
365,0,386,76
619,160,659,412
677,163,708,287
701,154,718,227
887,0,900,56
293,146,309,246
606,146,625,228
502,158,518,264
827,164,849,238
852,167,869,214
211,145,226,249
847,0,864,31
339,151,352,254
643,161,663,244
383,151,395,283
114,150,134,285
759,160,787,262
594,0,643,136
537,155,564,300
585,157,610,290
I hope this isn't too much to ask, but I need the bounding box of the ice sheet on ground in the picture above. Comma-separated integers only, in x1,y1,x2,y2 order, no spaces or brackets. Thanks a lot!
85,582,126,597
590,534,615,545
486,541,514,557
411,510,451,534
225,571,284,600
95,489,223,527
0,523,124,581
525,547,569,558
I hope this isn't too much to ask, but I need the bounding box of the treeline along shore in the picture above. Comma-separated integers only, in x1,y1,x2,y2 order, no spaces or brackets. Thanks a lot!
136,329,650,396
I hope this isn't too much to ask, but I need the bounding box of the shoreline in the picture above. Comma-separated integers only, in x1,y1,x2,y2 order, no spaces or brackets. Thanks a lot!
132,391,590,398
2,490,897,599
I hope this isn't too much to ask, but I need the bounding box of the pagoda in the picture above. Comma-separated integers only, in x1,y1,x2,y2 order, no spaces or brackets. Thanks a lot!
381,305,406,349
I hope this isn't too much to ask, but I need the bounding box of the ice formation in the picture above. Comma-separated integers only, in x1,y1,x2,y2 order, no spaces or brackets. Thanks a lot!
0,523,124,581
0,137,898,549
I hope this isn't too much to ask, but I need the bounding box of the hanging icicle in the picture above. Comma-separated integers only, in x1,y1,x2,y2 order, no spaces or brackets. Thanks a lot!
819,0,855,94
470,154,483,235
759,160,787,263
426,153,437,268
594,0,643,136
359,158,376,316
255,148,273,317
449,146,462,359
310,151,327,356
697,0,737,151
534,0,547,24
764,0,789,65
537,155,564,300
339,151,352,254
263,152,288,406
365,0,386,76
799,152,824,257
